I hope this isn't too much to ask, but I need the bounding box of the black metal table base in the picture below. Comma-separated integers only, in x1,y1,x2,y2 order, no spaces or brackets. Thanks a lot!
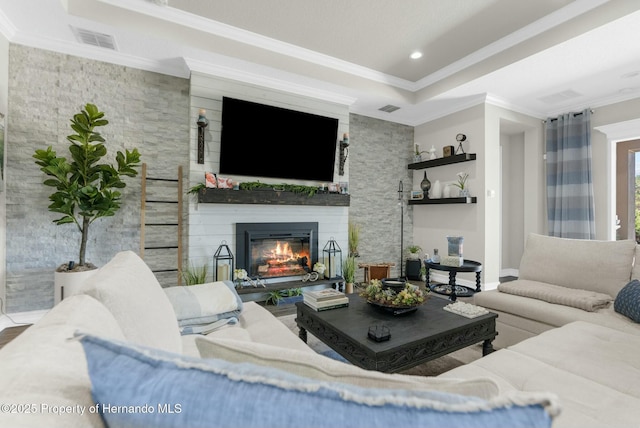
430,283,475,298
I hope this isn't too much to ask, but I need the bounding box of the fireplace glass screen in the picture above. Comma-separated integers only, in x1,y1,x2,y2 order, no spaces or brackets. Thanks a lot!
251,237,310,278
236,222,319,280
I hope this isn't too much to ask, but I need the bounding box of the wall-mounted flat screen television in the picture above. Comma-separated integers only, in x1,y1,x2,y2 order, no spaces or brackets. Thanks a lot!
219,96,339,182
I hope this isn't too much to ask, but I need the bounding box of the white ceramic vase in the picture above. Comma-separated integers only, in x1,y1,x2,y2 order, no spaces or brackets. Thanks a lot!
443,184,451,198
431,180,442,198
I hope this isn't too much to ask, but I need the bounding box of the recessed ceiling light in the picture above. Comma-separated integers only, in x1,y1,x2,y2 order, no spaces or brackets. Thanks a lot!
410,51,423,60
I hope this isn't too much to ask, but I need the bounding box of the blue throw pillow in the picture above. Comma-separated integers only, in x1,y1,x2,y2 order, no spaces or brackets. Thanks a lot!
614,279,640,323
77,333,556,428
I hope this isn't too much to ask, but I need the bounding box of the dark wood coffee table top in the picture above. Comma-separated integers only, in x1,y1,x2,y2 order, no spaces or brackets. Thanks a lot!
295,295,497,373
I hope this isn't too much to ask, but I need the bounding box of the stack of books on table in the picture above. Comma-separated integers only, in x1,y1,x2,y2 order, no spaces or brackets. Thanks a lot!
303,288,349,311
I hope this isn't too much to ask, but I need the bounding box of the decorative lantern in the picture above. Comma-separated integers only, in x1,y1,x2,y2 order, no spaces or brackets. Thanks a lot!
213,240,234,281
322,237,343,280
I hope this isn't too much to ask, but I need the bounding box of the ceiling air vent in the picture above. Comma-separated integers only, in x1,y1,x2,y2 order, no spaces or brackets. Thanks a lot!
538,90,582,105
378,104,400,113
71,26,117,50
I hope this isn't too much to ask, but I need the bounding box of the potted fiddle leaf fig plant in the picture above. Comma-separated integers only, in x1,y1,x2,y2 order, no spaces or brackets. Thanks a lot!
33,103,141,301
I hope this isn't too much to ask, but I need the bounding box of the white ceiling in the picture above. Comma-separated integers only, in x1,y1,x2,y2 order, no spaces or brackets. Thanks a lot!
1,0,640,125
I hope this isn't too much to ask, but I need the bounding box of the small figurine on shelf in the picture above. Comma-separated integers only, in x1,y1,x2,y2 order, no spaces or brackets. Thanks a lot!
455,133,467,155
429,145,437,160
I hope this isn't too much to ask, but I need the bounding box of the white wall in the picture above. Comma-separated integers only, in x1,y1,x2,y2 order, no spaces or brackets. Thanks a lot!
414,103,543,290
412,105,485,287
187,73,351,278
487,105,544,284
500,132,525,272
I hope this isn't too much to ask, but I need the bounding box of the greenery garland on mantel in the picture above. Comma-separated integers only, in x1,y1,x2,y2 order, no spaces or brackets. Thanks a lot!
188,181,320,197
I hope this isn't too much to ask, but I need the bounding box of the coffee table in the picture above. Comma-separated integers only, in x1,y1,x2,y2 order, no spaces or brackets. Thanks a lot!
295,295,497,373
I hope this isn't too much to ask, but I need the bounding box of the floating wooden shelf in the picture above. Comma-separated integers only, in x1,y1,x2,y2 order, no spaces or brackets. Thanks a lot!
408,153,476,170
198,188,350,206
408,197,477,205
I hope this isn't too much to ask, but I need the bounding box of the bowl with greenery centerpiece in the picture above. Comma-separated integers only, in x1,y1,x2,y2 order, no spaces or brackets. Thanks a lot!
360,279,428,315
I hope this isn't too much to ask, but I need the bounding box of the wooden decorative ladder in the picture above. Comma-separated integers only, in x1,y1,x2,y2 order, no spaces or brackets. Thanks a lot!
140,164,183,286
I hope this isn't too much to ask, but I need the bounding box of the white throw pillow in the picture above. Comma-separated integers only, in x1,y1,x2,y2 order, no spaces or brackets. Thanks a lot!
518,233,636,297
80,250,182,353
196,335,500,400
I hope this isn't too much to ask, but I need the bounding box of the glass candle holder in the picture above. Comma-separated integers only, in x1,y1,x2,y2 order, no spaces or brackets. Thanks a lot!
447,236,464,258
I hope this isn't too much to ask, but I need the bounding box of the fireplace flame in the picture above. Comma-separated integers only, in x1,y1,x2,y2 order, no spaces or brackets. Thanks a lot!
255,240,310,277
265,241,298,261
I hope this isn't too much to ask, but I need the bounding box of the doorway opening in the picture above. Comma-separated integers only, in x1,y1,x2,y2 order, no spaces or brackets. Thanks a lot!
615,139,640,242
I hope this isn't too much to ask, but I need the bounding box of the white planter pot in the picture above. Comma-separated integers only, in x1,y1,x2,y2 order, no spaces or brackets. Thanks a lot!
407,252,420,260
54,269,97,305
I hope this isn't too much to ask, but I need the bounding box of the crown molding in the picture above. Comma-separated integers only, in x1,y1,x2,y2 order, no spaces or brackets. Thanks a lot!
594,118,640,142
0,7,16,40
8,31,190,78
414,0,607,90
185,58,357,106
485,94,546,120
99,0,416,91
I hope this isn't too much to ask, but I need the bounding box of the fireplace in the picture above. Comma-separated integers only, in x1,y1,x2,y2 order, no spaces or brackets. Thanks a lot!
236,222,319,279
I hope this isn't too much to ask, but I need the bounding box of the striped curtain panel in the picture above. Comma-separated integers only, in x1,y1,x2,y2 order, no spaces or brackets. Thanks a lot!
545,109,595,239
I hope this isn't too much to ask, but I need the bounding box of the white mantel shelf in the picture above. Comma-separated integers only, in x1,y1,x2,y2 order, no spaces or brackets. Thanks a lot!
197,189,350,206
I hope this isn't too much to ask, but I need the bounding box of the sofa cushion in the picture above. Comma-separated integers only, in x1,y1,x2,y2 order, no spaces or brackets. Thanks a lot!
518,233,636,298
80,250,182,353
497,281,612,312
508,321,640,399
0,295,125,428
475,285,640,334
78,333,558,428
203,301,316,352
440,348,640,428
614,280,640,323
442,322,640,428
196,335,500,400
164,280,243,334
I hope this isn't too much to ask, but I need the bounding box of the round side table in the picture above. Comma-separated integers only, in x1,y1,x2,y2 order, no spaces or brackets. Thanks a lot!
424,259,482,301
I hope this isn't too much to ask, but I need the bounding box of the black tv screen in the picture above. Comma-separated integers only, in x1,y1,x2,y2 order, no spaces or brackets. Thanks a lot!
219,97,339,182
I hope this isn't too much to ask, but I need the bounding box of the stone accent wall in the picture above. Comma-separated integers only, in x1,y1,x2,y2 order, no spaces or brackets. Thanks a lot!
5,45,190,312
348,114,414,281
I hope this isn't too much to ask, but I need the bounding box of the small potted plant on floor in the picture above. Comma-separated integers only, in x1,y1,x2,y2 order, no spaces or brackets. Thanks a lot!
33,103,141,301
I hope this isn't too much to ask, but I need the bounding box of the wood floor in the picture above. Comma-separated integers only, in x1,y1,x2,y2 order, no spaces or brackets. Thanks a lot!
0,325,31,350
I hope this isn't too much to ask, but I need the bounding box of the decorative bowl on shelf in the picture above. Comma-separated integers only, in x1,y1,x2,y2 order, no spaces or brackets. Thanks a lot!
381,278,407,292
360,279,428,316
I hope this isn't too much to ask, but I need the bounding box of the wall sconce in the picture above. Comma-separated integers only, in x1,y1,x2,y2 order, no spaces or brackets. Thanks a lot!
338,133,349,176
196,109,208,164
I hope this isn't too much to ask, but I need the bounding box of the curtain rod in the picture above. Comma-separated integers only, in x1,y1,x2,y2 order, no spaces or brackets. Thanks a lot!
543,109,594,123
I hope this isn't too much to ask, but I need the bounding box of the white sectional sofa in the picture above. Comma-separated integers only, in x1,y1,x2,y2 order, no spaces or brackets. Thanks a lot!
0,247,638,427
474,233,640,348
